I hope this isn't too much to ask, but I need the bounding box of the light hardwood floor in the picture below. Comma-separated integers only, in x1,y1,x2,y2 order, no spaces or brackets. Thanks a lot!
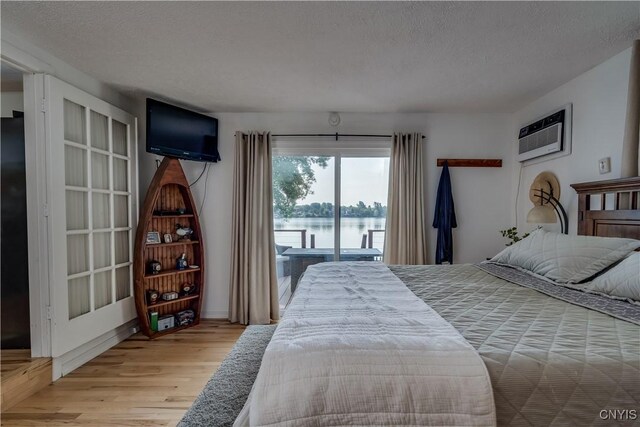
1,351,52,411
1,320,245,426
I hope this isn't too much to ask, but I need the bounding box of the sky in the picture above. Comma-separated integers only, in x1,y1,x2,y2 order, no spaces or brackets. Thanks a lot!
298,157,390,206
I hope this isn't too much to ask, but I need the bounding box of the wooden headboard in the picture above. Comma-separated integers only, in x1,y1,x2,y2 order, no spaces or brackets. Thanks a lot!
571,177,640,239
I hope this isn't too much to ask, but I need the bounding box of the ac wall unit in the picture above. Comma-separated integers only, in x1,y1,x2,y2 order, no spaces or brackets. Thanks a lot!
517,109,565,162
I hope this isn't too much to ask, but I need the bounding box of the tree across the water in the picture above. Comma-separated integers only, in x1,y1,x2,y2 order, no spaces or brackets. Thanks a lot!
288,201,386,218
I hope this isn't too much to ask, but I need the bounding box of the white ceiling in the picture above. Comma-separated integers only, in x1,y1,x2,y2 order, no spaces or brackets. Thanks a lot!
2,1,639,113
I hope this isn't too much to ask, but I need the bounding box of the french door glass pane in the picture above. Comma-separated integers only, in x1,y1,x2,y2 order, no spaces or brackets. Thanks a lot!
114,231,130,265
64,145,87,187
113,158,128,191
93,232,111,269
67,234,89,275
339,157,388,261
68,275,90,319
115,266,131,301
94,270,112,309
63,99,86,144
62,88,135,326
112,120,128,156
90,110,109,151
92,193,110,229
91,152,109,190
273,155,334,294
113,195,129,227
66,190,88,230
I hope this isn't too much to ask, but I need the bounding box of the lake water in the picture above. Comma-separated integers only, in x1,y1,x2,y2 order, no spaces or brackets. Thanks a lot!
274,217,386,250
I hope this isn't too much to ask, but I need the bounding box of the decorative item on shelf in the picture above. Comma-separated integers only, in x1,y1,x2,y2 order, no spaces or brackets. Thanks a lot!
175,224,193,241
146,231,161,244
180,283,197,296
527,171,569,234
146,289,160,304
175,309,195,326
189,265,199,269
161,291,179,301
149,311,159,332
176,253,188,270
154,208,188,216
163,233,173,244
157,315,175,330
147,260,162,275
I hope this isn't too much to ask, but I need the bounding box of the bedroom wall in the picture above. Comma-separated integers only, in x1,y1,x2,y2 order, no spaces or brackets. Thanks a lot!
1,92,24,117
138,112,514,318
511,47,633,235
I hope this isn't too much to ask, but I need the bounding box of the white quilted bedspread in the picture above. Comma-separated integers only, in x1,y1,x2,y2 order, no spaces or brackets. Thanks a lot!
236,262,496,426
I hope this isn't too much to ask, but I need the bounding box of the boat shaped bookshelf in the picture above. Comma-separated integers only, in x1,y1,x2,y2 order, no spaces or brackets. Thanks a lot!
134,157,205,338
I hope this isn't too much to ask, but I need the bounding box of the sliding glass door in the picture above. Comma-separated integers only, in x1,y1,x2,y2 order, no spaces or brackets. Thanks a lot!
272,148,389,295
339,157,389,255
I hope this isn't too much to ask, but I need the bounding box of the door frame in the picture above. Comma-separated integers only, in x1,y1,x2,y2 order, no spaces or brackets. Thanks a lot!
2,40,138,360
0,53,51,357
273,139,390,261
3,39,63,357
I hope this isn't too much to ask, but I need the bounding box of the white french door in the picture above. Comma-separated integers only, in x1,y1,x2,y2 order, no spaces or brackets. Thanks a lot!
46,76,138,357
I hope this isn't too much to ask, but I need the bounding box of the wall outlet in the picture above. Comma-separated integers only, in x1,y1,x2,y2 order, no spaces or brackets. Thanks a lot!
598,157,611,174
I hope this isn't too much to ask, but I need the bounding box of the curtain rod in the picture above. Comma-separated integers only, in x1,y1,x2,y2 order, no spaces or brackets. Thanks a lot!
271,133,426,140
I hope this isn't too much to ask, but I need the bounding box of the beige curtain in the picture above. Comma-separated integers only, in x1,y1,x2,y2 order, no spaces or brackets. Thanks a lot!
229,131,279,325
383,133,428,265
621,39,640,177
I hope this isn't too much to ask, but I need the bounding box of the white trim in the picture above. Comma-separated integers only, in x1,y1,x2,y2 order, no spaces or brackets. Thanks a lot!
334,156,341,261
24,73,52,357
52,319,138,380
1,38,54,75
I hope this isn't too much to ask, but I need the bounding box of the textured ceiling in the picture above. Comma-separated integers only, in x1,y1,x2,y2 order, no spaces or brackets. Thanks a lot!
2,1,639,113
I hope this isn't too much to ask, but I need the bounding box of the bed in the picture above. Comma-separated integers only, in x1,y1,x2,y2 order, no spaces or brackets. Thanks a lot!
390,263,639,425
223,177,640,426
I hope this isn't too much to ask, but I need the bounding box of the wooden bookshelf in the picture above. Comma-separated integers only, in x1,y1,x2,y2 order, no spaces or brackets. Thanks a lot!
146,294,200,310
146,240,200,249
134,157,205,338
143,267,201,280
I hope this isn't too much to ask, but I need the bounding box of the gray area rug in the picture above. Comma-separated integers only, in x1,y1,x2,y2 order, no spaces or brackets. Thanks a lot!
178,324,277,427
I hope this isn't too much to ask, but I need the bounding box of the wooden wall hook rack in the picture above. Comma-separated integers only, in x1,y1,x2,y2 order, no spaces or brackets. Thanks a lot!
437,159,502,168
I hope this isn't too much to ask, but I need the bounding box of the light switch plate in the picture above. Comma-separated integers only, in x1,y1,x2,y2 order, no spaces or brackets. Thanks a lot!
598,157,611,174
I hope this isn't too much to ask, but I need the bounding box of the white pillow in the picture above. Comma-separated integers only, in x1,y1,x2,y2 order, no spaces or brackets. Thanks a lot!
490,229,640,283
584,252,640,303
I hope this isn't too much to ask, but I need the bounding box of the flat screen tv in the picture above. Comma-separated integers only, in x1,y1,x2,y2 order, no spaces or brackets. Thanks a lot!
146,98,221,162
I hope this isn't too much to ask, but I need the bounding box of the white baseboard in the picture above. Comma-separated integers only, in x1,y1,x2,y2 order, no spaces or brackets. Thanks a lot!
201,310,229,319
52,319,138,380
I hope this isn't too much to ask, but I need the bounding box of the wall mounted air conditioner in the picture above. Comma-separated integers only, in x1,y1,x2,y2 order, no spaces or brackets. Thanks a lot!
517,105,571,163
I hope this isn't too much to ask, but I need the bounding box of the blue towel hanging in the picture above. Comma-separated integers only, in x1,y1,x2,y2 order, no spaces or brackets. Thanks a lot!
433,161,457,264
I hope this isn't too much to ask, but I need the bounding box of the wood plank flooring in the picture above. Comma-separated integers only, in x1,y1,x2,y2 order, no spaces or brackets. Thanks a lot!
1,351,52,412
1,350,33,376
1,320,245,426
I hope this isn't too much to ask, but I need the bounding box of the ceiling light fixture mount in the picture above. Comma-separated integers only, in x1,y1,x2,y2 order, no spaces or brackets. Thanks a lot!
328,112,341,127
